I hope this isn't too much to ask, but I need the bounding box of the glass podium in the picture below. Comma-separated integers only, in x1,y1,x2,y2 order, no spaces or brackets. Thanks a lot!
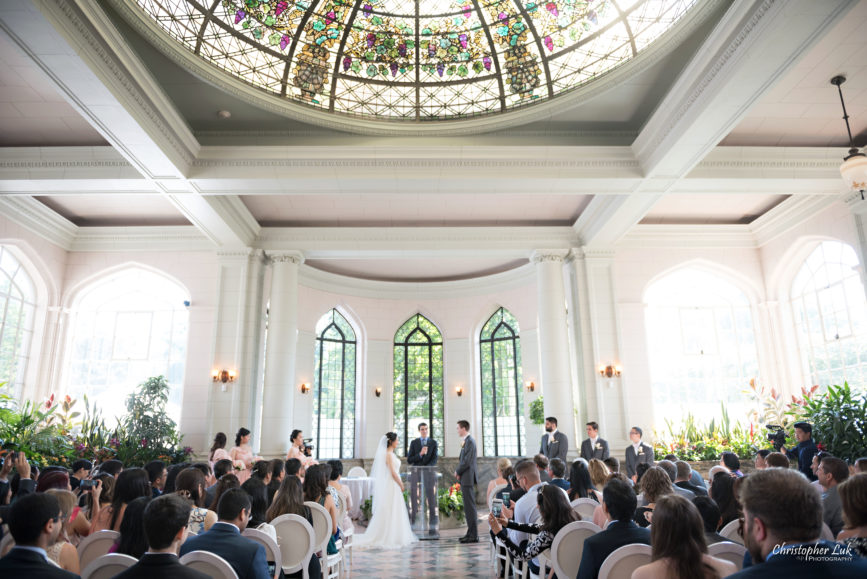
405,466,441,540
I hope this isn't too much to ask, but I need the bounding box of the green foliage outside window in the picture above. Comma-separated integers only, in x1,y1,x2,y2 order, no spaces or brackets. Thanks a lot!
529,396,545,425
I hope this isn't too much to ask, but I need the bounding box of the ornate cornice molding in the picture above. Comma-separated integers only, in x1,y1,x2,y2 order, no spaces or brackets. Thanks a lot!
0,196,76,250
618,224,757,249
269,251,305,265
70,226,213,252
530,249,569,264
750,195,841,246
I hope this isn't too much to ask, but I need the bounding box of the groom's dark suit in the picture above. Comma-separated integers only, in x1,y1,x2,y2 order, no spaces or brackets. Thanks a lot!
456,434,478,540
407,436,438,527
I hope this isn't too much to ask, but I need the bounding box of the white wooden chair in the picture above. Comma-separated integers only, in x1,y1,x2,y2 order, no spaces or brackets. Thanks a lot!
335,493,354,570
80,553,137,579
707,541,747,571
180,550,239,579
346,466,366,478
488,483,507,510
718,519,743,545
551,521,601,579
243,527,282,579
493,536,511,577
77,530,120,570
305,500,342,579
598,543,652,579
271,513,316,579
571,498,599,521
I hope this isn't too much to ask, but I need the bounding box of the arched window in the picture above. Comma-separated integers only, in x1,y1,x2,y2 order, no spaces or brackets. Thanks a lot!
64,268,189,423
791,241,867,388
394,314,443,456
0,246,37,398
644,268,759,427
480,307,524,456
312,308,357,459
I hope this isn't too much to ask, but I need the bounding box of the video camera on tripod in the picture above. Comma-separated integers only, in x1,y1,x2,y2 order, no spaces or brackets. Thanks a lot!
765,424,786,451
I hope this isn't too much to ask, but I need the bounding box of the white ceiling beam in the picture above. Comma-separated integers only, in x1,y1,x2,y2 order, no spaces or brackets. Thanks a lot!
575,0,858,247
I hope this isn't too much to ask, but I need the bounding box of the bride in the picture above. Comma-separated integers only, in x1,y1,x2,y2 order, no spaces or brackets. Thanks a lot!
354,432,418,548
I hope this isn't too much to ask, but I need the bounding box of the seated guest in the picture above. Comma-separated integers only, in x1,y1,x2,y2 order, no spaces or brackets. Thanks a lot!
853,458,867,475
495,468,524,504
250,461,272,486
709,471,741,529
534,454,551,483
304,465,339,553
635,466,675,527
837,473,867,556
588,459,611,492
657,460,695,500
145,460,167,498
489,485,579,576
36,469,71,493
675,461,708,496
731,468,867,577
577,478,651,579
103,468,151,532
693,496,727,545
164,463,189,494
547,458,570,492
207,459,233,507
70,460,92,492
765,452,790,469
754,449,771,470
285,458,303,478
97,459,123,478
267,459,284,504
568,459,601,502
487,458,512,501
664,454,707,490
84,474,113,534
190,463,216,490
114,496,151,559
208,473,240,511
818,456,849,537
635,462,651,485
43,490,80,574
603,456,621,476
179,488,271,579
266,472,324,579
114,494,209,579
0,492,79,578
174,467,217,535
633,494,736,579
721,451,744,477
505,460,545,548
241,478,276,540
326,460,354,535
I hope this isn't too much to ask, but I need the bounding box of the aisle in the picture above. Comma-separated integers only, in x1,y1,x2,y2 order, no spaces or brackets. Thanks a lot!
347,519,495,578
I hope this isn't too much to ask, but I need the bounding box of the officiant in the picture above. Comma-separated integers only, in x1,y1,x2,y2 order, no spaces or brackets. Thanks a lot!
407,422,439,531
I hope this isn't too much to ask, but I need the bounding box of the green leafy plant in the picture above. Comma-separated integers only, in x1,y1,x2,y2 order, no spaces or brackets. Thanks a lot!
360,497,372,521
800,382,867,462
438,483,465,523
529,396,545,425
653,401,763,461
745,379,812,446
116,376,192,465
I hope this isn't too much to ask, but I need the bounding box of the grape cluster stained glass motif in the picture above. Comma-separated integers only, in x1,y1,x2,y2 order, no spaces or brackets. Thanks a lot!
134,0,696,120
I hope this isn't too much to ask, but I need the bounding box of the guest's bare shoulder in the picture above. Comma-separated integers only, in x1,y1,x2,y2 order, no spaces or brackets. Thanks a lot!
705,554,737,577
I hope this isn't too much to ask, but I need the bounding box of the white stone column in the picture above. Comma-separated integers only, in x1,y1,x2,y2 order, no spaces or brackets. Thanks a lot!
531,250,577,451
261,251,304,457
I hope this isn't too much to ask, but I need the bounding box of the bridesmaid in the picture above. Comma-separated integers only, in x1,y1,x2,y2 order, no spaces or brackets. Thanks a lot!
229,427,262,484
286,429,318,471
210,432,245,474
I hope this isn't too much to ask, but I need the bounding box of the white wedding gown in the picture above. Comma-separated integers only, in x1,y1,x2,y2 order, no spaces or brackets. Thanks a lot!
354,440,418,549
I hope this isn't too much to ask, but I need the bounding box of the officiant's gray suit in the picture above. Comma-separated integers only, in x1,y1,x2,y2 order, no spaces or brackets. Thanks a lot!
456,435,478,540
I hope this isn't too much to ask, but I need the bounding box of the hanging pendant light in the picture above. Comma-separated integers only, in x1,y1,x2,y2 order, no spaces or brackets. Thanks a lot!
831,76,867,200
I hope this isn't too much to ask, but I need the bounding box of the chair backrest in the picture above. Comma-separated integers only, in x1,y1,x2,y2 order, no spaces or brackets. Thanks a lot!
334,492,347,528
80,553,137,579
180,550,239,579
571,497,599,520
551,521,601,579
271,513,316,575
488,483,507,510
243,528,282,579
77,530,121,570
598,543,652,579
347,466,367,478
707,541,747,571
304,500,332,553
820,522,834,541
718,519,743,545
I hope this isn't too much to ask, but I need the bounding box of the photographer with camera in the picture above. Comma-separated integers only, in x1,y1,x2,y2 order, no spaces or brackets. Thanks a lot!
782,421,819,481
286,429,318,470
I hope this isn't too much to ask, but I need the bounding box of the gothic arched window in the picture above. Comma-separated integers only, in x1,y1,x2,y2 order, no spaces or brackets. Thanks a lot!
312,308,357,459
0,246,37,398
480,307,524,456
393,314,443,456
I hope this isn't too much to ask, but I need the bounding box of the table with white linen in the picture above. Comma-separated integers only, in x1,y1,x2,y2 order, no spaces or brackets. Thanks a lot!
342,477,375,519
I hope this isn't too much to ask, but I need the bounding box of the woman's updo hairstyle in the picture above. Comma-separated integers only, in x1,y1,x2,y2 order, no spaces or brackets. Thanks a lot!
290,429,302,444
385,432,398,446
235,427,251,447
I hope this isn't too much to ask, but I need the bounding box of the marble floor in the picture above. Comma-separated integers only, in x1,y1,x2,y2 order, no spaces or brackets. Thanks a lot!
346,519,497,578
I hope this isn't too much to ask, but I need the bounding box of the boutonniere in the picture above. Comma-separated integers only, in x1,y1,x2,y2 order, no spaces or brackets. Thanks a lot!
595,443,602,450
636,448,644,456
461,441,465,448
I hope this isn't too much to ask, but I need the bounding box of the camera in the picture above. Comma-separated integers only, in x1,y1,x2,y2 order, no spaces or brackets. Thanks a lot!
766,424,786,451
303,438,315,457
79,479,97,491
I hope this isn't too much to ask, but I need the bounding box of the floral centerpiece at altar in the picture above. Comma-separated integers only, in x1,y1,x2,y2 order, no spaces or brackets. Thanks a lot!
360,481,465,525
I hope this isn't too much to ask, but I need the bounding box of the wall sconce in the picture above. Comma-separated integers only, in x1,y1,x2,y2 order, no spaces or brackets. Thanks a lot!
455,386,463,397
374,387,382,398
526,381,535,392
598,365,622,378
300,383,310,394
212,369,236,383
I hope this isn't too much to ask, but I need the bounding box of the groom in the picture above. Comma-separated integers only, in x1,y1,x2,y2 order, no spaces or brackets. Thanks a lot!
454,420,478,544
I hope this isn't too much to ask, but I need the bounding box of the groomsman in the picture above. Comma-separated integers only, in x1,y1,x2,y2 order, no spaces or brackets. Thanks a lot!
407,422,439,531
455,420,478,543
580,422,610,461
624,426,654,483
539,416,568,463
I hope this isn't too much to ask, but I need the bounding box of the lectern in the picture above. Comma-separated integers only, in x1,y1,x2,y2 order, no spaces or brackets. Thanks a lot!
406,465,440,540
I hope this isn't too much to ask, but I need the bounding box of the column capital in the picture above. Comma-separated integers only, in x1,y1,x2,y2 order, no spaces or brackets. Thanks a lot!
268,251,305,265
530,249,569,264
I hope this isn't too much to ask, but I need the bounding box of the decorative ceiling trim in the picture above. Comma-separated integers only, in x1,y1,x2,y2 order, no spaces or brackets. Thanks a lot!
618,224,757,248
0,196,76,250
69,226,213,252
299,261,535,300
750,195,841,246
107,0,722,136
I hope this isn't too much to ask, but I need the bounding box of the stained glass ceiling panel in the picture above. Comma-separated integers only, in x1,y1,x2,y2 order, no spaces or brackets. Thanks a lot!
133,0,697,120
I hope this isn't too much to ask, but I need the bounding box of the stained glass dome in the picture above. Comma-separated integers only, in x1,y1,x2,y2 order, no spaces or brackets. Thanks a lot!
132,0,697,121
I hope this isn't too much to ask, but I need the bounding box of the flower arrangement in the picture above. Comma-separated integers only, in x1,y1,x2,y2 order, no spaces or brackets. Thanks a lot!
438,482,465,523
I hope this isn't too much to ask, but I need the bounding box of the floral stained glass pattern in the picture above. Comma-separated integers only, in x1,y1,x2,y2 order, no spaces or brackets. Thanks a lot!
133,0,697,119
